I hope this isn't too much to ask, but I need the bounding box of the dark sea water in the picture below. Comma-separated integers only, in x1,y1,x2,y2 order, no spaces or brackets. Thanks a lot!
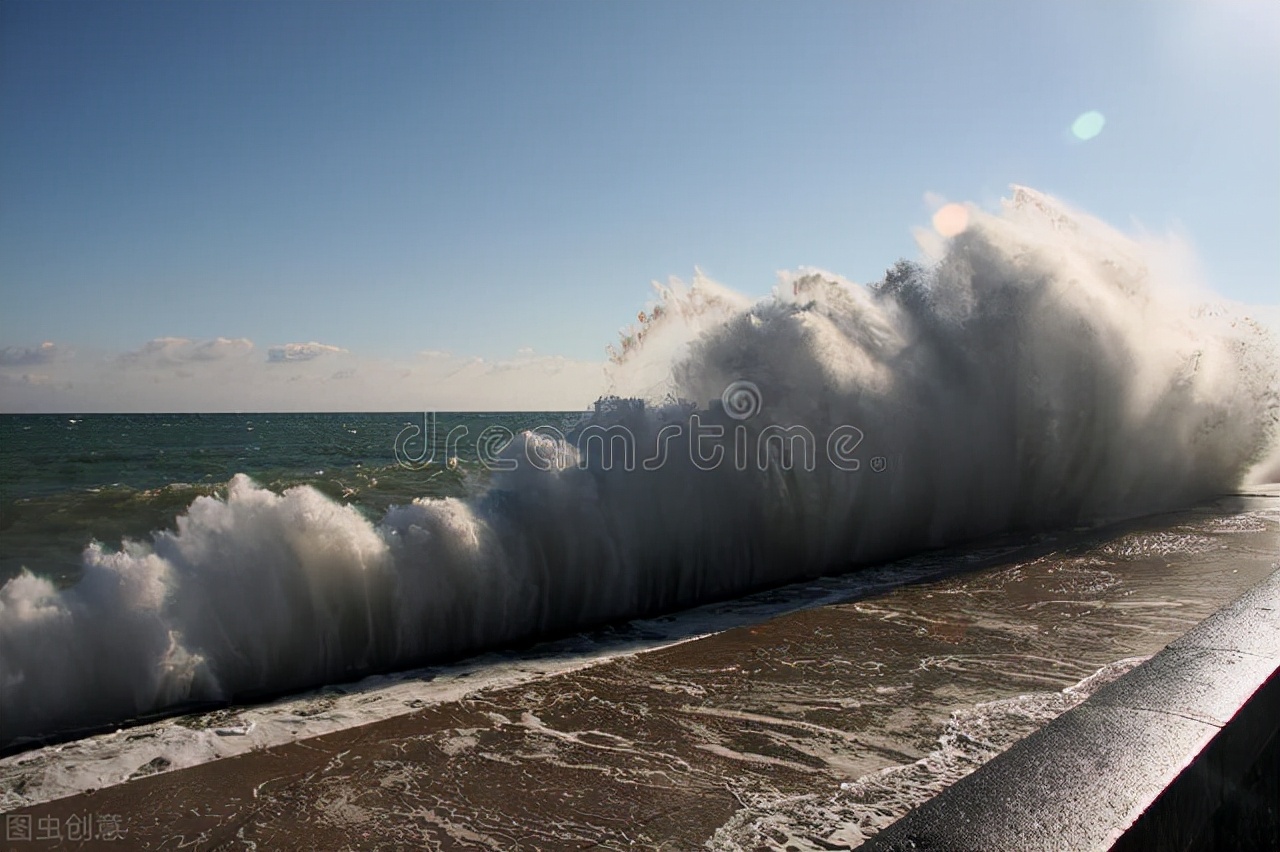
0,412,576,585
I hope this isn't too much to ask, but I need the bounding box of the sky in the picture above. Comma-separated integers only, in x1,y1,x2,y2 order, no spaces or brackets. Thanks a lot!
1,1,1277,411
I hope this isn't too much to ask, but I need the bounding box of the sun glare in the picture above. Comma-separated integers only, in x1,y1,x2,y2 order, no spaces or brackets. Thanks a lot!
932,203,970,237
1071,110,1106,141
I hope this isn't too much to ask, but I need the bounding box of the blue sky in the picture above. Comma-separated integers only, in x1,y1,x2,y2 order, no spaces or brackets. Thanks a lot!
1,1,1277,401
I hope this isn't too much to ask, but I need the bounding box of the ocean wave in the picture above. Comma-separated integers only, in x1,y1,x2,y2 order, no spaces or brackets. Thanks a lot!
2,187,1276,747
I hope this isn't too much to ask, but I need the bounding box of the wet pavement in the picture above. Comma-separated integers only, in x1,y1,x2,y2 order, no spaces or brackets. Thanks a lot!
4,493,1278,851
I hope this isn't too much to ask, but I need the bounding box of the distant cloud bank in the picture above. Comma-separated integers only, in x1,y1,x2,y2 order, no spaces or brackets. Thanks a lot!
119,337,256,366
0,337,606,412
0,342,62,366
266,341,346,363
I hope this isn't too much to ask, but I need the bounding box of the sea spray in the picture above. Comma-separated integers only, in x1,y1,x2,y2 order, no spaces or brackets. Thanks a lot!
2,187,1276,748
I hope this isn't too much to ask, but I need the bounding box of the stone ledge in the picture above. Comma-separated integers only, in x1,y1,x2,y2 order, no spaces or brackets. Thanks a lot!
861,568,1280,852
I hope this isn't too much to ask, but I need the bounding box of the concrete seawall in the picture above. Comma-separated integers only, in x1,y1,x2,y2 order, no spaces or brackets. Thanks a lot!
862,568,1280,851
3,499,1276,850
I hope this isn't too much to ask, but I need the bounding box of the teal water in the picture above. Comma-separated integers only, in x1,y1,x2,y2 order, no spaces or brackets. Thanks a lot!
0,412,576,585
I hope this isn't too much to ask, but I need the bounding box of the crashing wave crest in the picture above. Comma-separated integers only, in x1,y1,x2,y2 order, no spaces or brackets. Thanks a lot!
2,187,1276,747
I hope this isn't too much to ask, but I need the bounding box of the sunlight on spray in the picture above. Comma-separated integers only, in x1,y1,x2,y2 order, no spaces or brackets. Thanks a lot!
932,203,970,238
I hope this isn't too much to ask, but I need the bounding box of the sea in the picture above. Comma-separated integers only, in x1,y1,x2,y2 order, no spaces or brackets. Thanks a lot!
0,411,579,588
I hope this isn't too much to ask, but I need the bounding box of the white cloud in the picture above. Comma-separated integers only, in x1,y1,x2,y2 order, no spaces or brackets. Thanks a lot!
0,337,606,412
120,337,255,366
0,342,62,366
266,341,347,363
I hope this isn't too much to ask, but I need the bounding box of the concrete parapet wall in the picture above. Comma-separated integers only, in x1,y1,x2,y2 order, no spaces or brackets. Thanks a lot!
861,569,1280,852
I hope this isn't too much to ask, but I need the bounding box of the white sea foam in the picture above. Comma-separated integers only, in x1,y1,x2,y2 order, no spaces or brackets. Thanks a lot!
707,656,1150,851
2,187,1276,747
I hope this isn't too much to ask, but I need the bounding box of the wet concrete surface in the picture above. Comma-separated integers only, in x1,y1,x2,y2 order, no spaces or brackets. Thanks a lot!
3,494,1278,850
862,569,1280,852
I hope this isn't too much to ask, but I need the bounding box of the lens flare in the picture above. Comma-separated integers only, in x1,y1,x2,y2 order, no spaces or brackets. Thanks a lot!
1072,110,1106,141
932,203,969,237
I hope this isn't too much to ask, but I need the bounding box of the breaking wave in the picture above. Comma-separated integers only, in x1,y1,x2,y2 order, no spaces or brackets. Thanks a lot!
2,187,1276,747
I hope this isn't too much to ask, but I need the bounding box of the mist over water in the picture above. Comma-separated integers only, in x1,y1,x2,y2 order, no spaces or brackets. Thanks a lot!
2,188,1276,748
